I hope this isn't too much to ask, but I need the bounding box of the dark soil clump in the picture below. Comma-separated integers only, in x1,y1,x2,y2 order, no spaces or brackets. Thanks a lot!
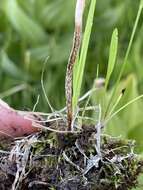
0,122,142,190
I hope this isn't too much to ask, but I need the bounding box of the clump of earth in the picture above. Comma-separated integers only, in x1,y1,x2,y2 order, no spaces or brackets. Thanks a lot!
0,120,142,190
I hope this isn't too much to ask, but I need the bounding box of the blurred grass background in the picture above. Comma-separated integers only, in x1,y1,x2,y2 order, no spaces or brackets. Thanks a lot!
0,0,143,153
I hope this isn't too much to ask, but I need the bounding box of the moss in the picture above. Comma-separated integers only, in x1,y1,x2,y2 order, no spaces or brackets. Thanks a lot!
0,125,142,190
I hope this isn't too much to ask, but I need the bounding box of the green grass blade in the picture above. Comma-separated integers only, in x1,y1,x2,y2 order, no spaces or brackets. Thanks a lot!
115,1,143,86
104,0,143,118
105,94,143,124
105,28,118,90
81,64,99,124
73,0,96,111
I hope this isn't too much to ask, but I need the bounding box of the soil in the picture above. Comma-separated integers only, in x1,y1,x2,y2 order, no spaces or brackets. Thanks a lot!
0,120,142,190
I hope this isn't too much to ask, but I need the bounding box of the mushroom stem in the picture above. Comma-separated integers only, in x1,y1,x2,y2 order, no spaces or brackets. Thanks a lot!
65,0,85,130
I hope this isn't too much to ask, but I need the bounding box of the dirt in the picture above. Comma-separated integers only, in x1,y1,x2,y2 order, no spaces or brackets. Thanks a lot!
0,120,142,190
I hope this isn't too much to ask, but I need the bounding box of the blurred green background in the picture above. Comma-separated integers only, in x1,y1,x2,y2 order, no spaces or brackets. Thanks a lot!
0,0,143,152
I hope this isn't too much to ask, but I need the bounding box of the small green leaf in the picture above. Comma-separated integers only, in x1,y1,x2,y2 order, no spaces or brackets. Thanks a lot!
104,2,143,118
105,74,143,138
105,28,118,90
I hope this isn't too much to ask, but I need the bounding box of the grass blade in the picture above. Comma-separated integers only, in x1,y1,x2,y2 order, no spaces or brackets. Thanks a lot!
105,94,143,124
105,28,118,90
73,0,96,111
104,0,143,118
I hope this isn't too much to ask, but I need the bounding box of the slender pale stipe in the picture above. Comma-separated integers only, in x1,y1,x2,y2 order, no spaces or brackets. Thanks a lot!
65,0,85,129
